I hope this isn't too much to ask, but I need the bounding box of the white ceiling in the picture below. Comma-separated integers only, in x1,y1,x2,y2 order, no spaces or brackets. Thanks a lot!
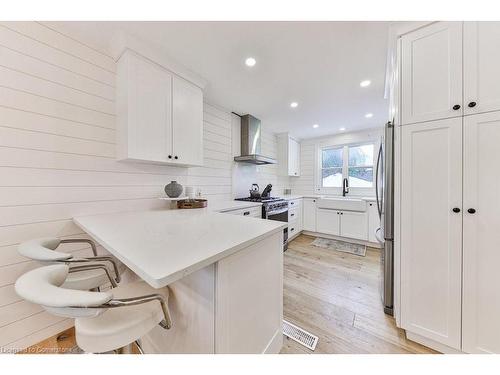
55,21,391,139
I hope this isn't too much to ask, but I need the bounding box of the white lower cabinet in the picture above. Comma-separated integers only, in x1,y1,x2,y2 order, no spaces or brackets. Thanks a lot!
339,211,367,240
222,206,262,218
287,199,302,240
462,111,500,353
302,198,317,232
401,117,463,350
316,208,340,236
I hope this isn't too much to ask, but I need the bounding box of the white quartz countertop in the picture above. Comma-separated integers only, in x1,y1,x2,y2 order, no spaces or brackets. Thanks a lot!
74,209,284,288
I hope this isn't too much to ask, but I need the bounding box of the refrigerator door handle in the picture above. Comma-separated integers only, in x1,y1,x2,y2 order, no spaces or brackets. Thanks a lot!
375,227,384,244
375,142,383,219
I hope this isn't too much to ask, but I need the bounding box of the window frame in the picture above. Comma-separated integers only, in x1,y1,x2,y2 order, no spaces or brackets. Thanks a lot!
316,140,378,196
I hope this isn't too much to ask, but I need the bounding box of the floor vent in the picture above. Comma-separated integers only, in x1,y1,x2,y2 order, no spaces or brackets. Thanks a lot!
283,320,319,351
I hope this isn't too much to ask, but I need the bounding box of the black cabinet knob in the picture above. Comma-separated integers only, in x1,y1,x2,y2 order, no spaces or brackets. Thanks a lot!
168,155,172,159
243,211,250,216
468,208,476,214
453,104,461,110
452,207,460,213
174,156,178,160
468,102,477,108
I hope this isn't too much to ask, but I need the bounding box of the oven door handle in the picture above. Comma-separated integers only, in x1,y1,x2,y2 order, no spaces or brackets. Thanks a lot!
267,208,289,216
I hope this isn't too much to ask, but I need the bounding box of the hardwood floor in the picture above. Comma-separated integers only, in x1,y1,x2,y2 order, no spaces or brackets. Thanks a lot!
280,234,436,354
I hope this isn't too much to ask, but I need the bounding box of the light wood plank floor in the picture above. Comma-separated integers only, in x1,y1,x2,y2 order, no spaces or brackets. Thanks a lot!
280,234,436,354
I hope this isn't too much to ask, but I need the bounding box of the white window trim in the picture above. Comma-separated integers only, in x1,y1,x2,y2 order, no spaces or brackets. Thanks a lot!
315,139,379,197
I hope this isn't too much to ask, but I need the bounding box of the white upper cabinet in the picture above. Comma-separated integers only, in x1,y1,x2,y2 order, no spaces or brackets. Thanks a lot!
116,50,204,166
117,51,173,163
277,134,300,177
462,111,500,353
401,22,463,125
288,137,301,176
400,117,463,350
464,22,500,116
172,76,204,166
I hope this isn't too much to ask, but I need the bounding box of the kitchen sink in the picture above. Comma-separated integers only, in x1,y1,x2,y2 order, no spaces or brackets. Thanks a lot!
316,197,367,212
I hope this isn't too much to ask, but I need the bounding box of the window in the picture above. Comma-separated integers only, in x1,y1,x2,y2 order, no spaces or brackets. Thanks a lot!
321,147,343,187
348,144,374,188
319,142,375,192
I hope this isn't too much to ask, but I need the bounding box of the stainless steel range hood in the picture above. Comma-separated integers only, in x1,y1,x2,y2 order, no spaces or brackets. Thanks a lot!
234,114,276,165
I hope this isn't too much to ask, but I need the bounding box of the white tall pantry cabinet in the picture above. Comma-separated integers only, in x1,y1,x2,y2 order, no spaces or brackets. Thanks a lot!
462,111,500,353
398,21,500,353
400,118,463,349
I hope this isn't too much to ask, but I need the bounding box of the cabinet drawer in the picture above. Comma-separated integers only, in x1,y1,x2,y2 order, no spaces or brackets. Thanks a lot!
288,199,301,209
288,207,301,222
223,206,262,218
288,221,301,238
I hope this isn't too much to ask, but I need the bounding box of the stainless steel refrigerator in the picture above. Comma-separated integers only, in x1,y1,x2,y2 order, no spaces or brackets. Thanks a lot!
375,121,394,316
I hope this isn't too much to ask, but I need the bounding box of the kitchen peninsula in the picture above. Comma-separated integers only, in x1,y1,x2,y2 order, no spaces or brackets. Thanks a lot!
74,206,285,353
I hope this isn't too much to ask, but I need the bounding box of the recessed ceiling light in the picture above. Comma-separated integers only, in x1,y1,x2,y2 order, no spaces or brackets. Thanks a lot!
360,80,371,87
339,127,346,131
245,57,256,67
365,113,373,118
312,124,319,128
290,102,298,108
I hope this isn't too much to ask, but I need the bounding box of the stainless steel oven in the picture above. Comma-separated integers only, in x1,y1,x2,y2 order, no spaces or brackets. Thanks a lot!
263,200,289,251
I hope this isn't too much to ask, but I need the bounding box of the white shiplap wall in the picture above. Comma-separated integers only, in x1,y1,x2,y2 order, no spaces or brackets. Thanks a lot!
0,21,233,351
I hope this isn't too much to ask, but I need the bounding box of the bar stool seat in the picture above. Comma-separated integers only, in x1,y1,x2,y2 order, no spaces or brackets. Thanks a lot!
15,264,172,354
62,268,111,291
76,280,168,353
18,237,120,290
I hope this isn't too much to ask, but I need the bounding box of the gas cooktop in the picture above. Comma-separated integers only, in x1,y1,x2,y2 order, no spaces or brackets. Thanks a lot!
235,197,283,203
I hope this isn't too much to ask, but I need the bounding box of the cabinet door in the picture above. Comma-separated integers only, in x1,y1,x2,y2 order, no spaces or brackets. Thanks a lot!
127,53,172,161
288,138,300,176
401,22,462,125
172,76,204,166
400,118,462,350
340,211,368,240
367,202,380,243
462,111,500,353
316,208,340,236
303,198,317,232
464,22,500,115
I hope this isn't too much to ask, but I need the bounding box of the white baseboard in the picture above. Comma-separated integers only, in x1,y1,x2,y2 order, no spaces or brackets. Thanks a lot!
263,328,283,354
406,331,463,354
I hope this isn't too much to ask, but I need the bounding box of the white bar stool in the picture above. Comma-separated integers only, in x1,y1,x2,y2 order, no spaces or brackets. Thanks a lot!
18,237,120,290
15,264,172,354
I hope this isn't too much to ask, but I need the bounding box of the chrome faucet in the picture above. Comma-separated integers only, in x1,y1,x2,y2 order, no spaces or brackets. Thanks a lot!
342,178,349,197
